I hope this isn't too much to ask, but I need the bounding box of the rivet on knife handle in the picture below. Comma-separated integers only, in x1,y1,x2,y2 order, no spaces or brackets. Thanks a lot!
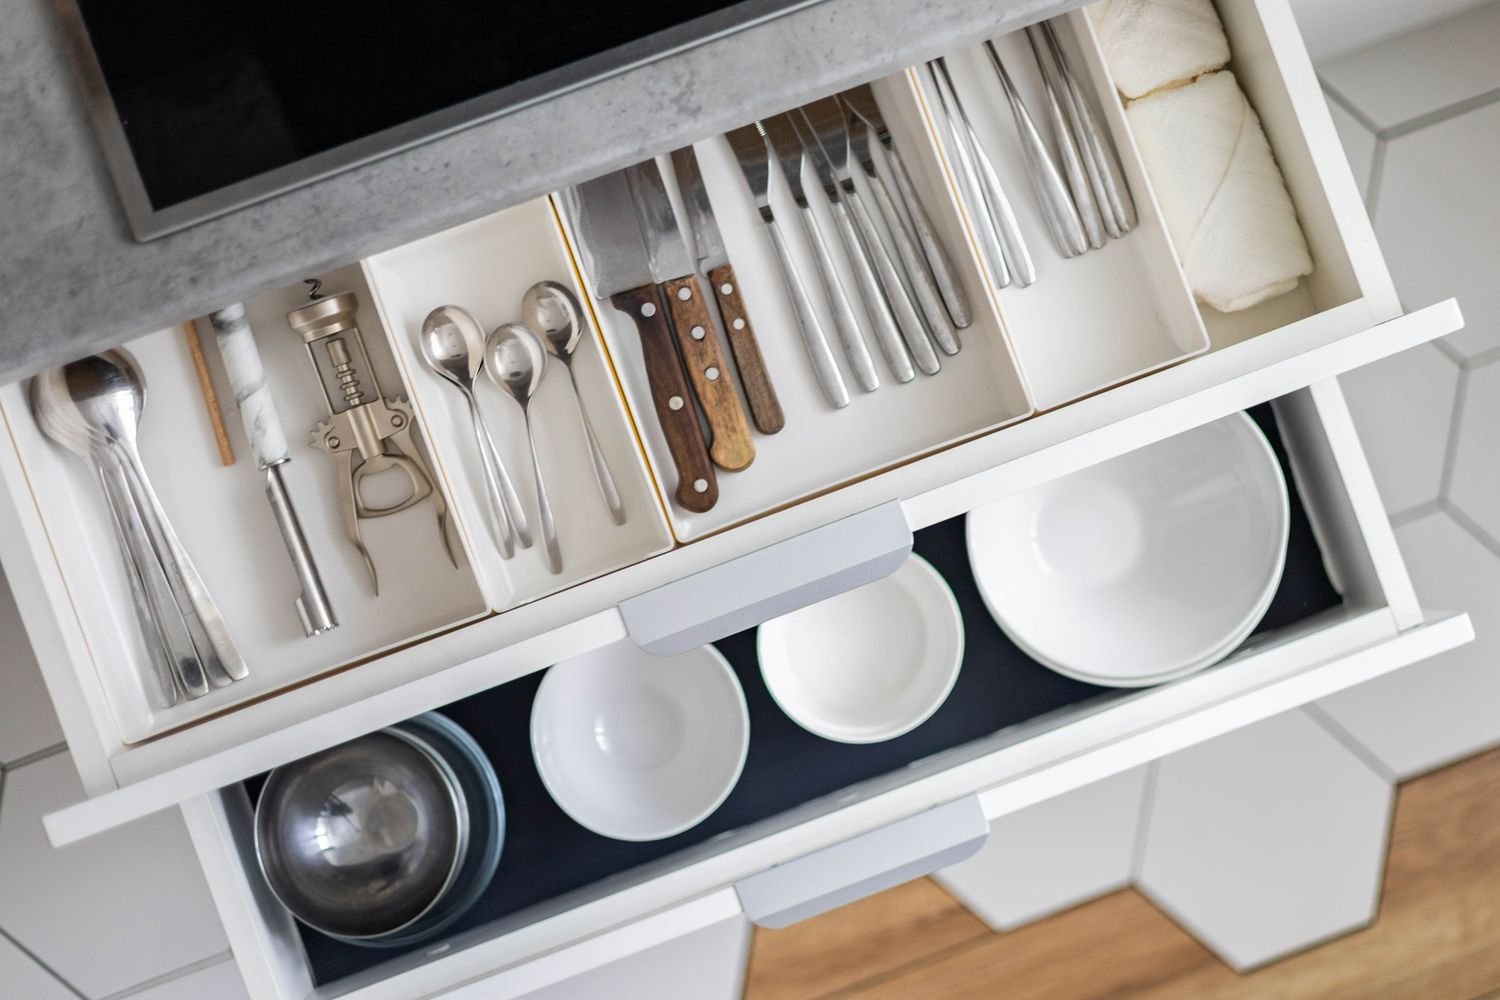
664,275,755,471
612,284,718,512
708,264,784,434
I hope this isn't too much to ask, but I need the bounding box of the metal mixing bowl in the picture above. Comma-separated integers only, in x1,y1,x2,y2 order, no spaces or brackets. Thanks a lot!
254,728,469,939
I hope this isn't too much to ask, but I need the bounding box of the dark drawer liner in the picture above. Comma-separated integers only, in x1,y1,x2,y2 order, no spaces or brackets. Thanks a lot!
250,403,1338,985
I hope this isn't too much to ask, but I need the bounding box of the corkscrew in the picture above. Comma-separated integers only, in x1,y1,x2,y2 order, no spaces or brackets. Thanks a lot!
286,289,457,594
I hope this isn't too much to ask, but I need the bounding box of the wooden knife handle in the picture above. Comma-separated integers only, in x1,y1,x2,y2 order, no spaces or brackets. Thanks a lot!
707,264,785,435
611,285,718,513
663,274,756,471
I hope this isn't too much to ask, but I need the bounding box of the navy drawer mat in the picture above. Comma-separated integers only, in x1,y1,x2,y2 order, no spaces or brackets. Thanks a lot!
249,403,1339,985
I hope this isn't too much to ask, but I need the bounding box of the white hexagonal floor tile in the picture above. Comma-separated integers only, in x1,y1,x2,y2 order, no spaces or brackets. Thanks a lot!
1375,100,1500,359
0,569,63,765
1340,343,1459,515
1317,509,1500,778
934,768,1147,931
0,752,228,998
130,958,246,1000
1449,360,1500,545
1137,709,1392,972
0,931,75,1000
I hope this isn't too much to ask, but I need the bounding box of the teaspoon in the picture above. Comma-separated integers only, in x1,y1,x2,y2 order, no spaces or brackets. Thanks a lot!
485,323,563,575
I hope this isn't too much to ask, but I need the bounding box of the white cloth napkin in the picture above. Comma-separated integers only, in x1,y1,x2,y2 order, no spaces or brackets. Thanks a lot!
1126,70,1313,313
1088,0,1230,99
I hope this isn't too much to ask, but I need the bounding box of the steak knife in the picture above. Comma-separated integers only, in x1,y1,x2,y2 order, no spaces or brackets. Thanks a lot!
561,172,718,513
625,159,756,472
670,145,786,434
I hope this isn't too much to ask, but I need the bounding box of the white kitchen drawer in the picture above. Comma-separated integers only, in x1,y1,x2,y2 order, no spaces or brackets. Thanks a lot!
181,379,1472,1000
0,0,1468,852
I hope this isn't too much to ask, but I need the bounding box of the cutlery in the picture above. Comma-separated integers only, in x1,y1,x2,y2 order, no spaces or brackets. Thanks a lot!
182,320,234,466
522,281,627,525
669,146,786,434
725,125,848,410
1024,26,1107,249
625,159,756,471
758,115,881,394
839,85,972,330
561,171,718,511
209,304,339,638
418,305,531,555
485,323,563,575
1041,21,1137,235
984,41,1090,258
789,109,916,384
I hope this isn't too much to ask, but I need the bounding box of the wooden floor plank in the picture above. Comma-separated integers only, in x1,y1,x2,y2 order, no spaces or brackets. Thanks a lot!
746,745,1500,1000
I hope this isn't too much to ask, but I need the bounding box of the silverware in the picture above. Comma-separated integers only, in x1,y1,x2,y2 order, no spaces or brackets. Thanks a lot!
560,171,719,511
418,305,531,556
839,85,972,331
522,281,627,525
725,125,848,410
1024,26,1107,250
485,323,562,575
790,108,916,384
984,41,1089,258
669,146,786,434
1041,21,1137,236
209,304,338,637
758,116,880,394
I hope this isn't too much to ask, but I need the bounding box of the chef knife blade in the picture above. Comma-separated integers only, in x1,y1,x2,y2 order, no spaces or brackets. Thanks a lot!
561,173,717,512
669,145,784,434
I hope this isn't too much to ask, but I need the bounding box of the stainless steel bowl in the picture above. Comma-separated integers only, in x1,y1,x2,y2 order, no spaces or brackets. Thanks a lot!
254,728,470,939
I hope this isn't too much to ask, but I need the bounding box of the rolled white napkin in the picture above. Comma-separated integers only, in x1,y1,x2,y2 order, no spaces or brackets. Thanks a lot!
1088,0,1230,99
1126,70,1313,313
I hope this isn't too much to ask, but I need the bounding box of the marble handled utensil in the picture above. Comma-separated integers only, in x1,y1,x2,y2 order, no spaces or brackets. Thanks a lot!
209,304,338,637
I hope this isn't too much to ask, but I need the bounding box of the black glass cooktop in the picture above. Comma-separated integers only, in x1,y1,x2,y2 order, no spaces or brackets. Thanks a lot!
72,0,816,239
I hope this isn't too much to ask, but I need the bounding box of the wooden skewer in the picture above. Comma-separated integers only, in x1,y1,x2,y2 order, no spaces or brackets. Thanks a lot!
182,319,235,466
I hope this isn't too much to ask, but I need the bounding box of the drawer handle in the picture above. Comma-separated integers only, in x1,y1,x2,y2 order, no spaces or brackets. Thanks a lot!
619,501,912,656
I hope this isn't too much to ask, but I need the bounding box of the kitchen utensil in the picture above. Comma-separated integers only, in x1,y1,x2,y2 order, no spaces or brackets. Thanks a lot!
758,115,881,394
928,58,1036,287
624,159,756,471
839,85,973,331
561,171,719,511
669,146,786,434
531,641,749,841
523,281,628,524
352,711,504,949
418,305,531,555
725,124,848,410
1042,21,1137,236
789,109,916,384
1024,27,1107,249
182,320,234,466
984,41,1090,258
40,350,248,689
287,290,459,595
485,323,563,575
254,727,469,940
209,304,338,638
966,412,1288,686
758,553,963,743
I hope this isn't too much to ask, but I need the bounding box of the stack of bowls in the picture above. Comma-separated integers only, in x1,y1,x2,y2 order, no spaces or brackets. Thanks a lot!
254,712,503,946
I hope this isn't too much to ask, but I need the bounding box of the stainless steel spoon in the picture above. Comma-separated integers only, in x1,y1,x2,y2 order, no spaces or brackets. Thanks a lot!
522,281,626,526
419,306,532,556
485,324,562,575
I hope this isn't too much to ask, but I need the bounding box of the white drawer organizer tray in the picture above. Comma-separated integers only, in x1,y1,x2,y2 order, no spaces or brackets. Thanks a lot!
0,0,1474,993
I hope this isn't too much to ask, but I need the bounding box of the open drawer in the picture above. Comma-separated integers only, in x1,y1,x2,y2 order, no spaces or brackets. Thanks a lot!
0,0,1469,848
181,380,1473,1000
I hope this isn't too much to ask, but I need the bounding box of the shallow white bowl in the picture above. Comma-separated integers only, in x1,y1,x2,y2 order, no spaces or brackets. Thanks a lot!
757,554,965,743
530,642,748,842
966,413,1289,687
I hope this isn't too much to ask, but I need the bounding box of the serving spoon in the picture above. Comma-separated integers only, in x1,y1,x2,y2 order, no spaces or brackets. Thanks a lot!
486,324,563,575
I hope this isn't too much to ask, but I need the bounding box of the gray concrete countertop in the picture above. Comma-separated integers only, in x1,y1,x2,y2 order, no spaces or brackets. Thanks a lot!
0,0,1069,382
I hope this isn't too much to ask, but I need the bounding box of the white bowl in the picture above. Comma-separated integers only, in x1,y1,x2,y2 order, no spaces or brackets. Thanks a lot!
530,642,748,842
966,413,1289,687
757,554,965,743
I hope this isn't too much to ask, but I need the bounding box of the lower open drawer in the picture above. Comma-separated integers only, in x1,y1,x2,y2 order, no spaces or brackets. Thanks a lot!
182,381,1472,1000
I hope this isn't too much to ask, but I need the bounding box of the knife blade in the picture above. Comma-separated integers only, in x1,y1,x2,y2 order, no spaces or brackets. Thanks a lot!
669,146,784,435
625,159,755,471
561,172,717,513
